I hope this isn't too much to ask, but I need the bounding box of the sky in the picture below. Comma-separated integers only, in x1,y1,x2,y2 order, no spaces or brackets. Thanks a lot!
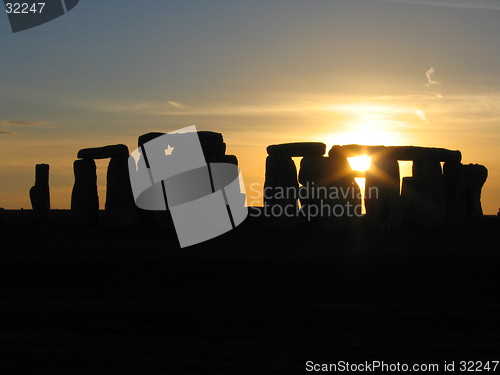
1,0,499,213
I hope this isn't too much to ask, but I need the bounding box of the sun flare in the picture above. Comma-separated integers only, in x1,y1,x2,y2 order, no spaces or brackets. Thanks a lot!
348,155,371,172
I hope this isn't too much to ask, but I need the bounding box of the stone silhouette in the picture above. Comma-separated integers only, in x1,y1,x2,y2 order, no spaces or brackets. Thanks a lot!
443,162,467,226
29,163,50,221
329,145,461,163
266,141,487,228
71,159,99,224
365,156,400,229
463,164,488,224
72,144,142,226
264,142,327,213
298,150,361,227
264,156,298,210
135,130,238,229
77,144,129,159
402,160,446,227
138,131,226,156
267,142,326,157
105,155,139,227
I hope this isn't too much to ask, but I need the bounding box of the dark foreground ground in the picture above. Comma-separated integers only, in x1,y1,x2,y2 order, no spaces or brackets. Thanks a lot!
1,210,499,374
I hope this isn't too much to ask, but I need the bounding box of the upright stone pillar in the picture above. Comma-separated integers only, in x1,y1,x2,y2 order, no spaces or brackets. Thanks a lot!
443,162,466,226
264,156,298,213
29,163,50,221
401,160,445,227
71,159,99,225
105,156,139,226
365,158,401,228
299,153,361,225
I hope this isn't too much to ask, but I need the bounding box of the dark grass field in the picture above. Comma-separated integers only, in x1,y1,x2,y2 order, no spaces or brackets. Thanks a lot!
1,210,499,374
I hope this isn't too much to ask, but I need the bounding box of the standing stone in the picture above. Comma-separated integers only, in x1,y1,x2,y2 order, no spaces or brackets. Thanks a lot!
463,164,488,224
443,162,466,226
401,160,445,227
71,159,99,225
299,154,361,223
105,156,139,227
365,158,401,228
401,177,418,227
29,163,50,221
264,156,298,212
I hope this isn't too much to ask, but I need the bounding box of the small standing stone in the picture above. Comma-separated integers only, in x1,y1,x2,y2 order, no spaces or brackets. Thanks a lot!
29,163,50,221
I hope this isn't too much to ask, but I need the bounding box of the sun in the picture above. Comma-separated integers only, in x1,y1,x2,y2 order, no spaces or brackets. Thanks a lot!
348,154,371,172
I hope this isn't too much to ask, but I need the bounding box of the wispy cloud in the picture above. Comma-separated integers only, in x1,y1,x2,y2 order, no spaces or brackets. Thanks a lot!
425,67,441,86
0,130,15,135
167,100,186,109
381,0,500,11
0,119,45,126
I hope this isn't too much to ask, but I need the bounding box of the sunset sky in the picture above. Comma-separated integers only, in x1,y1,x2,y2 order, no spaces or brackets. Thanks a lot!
1,0,499,213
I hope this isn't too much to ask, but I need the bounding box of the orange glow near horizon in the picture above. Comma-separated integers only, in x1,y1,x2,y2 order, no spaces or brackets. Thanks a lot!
348,155,371,172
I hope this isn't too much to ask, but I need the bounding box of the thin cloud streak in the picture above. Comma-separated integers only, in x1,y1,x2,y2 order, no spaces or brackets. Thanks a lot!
381,0,500,11
0,120,45,126
167,100,186,109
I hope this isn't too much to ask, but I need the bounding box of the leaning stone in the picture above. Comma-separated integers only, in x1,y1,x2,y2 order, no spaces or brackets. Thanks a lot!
77,144,129,160
105,156,139,227
71,159,99,225
267,142,326,157
29,164,50,221
463,164,488,224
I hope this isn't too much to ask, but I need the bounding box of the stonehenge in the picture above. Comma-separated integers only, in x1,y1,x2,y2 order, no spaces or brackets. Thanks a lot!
29,163,50,221
133,130,243,234
68,130,240,228
72,144,135,226
264,142,361,224
265,142,487,228
264,142,327,213
60,131,490,230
